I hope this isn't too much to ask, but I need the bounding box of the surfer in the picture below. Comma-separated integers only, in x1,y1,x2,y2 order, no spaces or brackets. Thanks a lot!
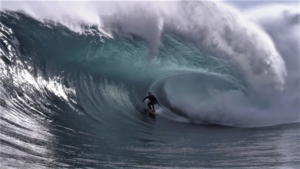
142,92,160,113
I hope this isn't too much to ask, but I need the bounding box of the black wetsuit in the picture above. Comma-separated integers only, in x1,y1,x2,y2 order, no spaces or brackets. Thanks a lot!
142,95,159,112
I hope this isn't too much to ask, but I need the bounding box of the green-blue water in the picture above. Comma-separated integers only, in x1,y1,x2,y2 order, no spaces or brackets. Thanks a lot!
0,9,299,168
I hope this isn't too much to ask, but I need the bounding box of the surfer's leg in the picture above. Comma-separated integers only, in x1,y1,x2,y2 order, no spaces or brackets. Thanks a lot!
147,102,152,110
151,104,155,112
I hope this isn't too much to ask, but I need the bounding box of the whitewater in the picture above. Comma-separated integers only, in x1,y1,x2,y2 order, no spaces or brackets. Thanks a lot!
0,1,299,168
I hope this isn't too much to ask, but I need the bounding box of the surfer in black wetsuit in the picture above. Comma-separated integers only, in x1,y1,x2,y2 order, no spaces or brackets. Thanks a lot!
142,92,160,112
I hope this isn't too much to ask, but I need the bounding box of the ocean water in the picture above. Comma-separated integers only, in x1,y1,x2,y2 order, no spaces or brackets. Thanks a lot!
0,1,299,168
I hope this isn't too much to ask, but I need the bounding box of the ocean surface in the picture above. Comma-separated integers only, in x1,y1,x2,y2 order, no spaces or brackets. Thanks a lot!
0,1,299,168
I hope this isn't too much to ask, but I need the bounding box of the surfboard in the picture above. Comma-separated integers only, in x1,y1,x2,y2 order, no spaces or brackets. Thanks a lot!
148,109,157,115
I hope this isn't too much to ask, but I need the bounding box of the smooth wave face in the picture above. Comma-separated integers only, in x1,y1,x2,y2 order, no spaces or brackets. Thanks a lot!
0,1,299,168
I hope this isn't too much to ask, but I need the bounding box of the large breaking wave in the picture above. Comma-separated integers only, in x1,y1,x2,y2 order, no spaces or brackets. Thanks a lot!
0,1,299,131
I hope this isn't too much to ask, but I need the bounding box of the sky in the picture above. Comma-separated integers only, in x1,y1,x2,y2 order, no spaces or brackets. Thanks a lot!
224,0,298,9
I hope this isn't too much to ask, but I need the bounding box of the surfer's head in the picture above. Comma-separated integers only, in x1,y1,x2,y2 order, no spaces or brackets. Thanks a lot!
148,92,152,96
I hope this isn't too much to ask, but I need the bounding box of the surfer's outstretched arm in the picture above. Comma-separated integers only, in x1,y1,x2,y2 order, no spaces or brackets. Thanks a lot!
142,96,148,102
